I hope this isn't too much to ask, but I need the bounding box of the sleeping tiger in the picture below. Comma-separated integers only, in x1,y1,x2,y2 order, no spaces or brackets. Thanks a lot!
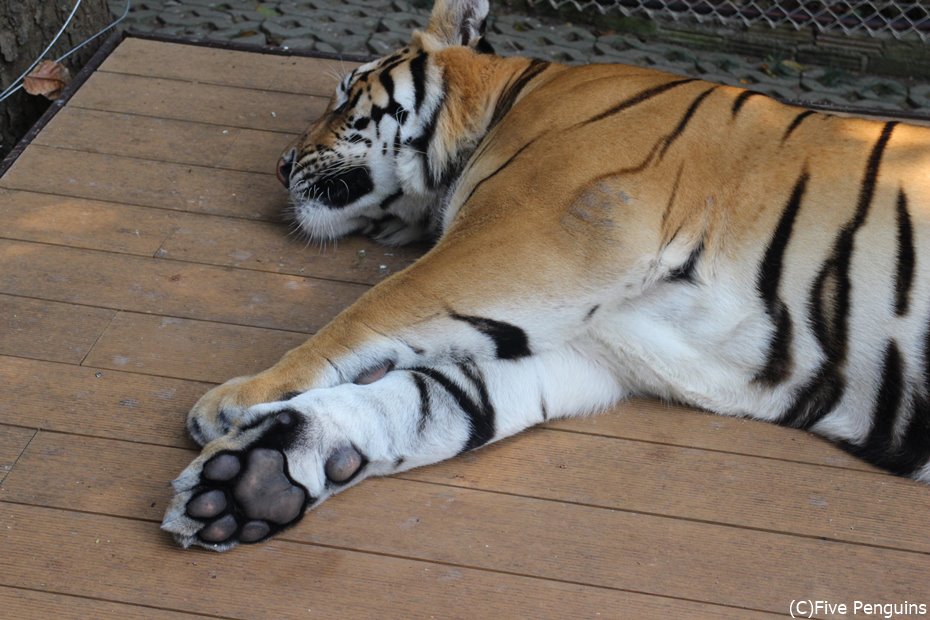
162,0,930,550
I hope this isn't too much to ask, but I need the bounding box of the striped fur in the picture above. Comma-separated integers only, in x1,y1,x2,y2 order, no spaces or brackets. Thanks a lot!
163,0,930,550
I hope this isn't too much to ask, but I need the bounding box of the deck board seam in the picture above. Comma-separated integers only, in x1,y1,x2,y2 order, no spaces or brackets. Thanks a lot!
0,231,387,288
0,584,236,620
63,105,300,136
0,185,273,223
79,311,119,367
0,345,887,474
0,236,374,300
0,429,38,486
2,431,919,555
0,497,787,616
96,67,337,99
0,188,275,224
28,142,277,176
11,143,275,178
548,426,883,476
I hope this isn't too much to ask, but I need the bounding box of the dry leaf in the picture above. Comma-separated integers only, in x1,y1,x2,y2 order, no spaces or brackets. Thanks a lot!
23,60,71,100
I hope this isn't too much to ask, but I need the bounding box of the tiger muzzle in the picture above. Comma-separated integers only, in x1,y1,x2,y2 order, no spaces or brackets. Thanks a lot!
305,167,374,208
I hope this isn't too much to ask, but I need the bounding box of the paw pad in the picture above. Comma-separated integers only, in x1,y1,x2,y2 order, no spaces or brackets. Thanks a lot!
325,445,364,483
187,448,309,545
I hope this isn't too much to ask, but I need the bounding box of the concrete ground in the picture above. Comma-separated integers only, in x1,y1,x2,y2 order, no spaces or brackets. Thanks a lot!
109,0,930,113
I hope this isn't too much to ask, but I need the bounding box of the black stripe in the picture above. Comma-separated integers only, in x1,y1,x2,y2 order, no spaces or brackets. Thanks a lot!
660,163,685,230
409,52,428,113
541,398,549,421
859,342,905,461
410,367,495,451
781,121,898,429
731,90,762,117
458,361,495,429
407,78,446,188
781,110,816,143
462,139,535,205
658,87,716,160
489,59,550,130
754,171,808,385
894,189,914,316
580,78,696,127
380,190,403,210
758,171,808,309
666,239,704,283
450,312,531,360
411,373,431,433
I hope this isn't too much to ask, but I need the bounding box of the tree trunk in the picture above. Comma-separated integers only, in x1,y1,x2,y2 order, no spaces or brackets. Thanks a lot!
0,0,113,159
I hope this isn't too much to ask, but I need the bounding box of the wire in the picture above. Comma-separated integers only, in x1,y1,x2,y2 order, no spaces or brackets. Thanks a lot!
56,0,132,64
0,0,132,104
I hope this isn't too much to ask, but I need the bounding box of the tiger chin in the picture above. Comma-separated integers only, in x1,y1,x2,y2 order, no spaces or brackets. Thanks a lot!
162,0,930,551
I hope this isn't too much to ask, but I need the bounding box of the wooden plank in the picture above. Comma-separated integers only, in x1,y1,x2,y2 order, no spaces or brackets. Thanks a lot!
0,239,366,332
405,429,930,552
550,399,875,472
0,586,214,620
1,147,284,220
83,312,308,384
32,107,293,175
0,503,756,620
100,38,354,96
0,356,202,448
0,189,420,286
68,71,326,132
0,425,34,484
8,422,925,558
0,295,115,364
1,433,916,615
157,216,422,285
0,189,175,255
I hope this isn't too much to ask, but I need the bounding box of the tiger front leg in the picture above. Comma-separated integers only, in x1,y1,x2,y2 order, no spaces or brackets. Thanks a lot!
184,234,606,446
163,346,624,550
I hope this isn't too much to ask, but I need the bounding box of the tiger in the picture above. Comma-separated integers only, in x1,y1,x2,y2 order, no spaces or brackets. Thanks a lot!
161,0,930,551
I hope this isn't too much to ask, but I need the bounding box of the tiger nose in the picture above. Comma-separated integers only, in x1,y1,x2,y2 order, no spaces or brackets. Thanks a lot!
276,149,296,188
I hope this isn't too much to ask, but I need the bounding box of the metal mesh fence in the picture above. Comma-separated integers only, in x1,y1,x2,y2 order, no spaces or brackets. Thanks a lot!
531,1,930,42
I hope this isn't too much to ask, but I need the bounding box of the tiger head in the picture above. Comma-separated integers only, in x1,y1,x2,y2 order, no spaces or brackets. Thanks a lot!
277,0,494,246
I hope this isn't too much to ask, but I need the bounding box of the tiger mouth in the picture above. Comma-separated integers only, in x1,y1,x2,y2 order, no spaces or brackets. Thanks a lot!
302,166,374,209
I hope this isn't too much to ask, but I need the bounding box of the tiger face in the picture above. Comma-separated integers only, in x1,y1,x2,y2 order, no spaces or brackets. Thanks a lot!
277,0,493,246
276,50,435,245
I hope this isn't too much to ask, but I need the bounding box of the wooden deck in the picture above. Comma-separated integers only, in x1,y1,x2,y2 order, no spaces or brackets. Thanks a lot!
1,36,928,619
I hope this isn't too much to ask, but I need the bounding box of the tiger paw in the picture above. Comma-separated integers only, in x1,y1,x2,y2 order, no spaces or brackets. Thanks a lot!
185,375,303,446
162,408,366,551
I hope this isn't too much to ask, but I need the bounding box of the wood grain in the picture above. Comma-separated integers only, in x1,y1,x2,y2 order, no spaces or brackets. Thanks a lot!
0,294,115,364
69,71,326,132
0,502,766,620
0,189,174,255
0,355,204,448
550,399,875,472
99,38,356,96
83,312,309,383
0,425,34,484
0,586,215,620
404,427,929,552
0,189,421,286
1,146,285,220
32,107,294,174
157,215,423,285
0,239,366,332
2,432,920,615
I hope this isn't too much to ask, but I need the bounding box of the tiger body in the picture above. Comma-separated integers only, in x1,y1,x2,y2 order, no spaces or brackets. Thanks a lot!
162,0,930,550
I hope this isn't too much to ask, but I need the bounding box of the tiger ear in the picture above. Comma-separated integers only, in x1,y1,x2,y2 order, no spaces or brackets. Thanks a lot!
422,0,490,49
